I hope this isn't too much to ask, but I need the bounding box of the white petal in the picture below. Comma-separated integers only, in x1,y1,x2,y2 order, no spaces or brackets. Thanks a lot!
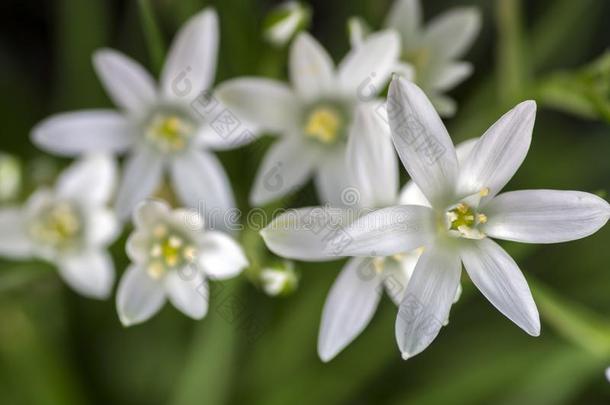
85,208,120,247
0,208,32,258
165,270,208,319
57,250,115,299
347,105,398,208
387,77,459,206
429,62,473,92
115,148,164,220
383,249,421,305
171,208,205,232
92,49,156,113
197,231,248,279
161,8,219,101
347,17,371,48
260,207,356,261
134,199,170,229
32,110,134,156
395,245,461,359
250,137,316,206
116,265,166,326
315,148,354,207
170,150,235,231
337,205,435,257
460,238,540,336
337,30,400,96
126,230,150,264
289,32,335,101
398,137,478,206
195,123,262,151
384,0,422,49
56,154,117,205
457,101,536,198
215,78,300,133
318,257,383,362
483,190,610,243
422,7,481,60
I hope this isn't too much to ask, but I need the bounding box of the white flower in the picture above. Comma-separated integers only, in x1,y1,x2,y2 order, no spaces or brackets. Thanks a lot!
350,0,481,116
606,367,610,383
336,77,610,359
259,107,469,361
116,200,248,326
263,1,311,47
0,155,119,299
31,8,238,228
216,31,400,206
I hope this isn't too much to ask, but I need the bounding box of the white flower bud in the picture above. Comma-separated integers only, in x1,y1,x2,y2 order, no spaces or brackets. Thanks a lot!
263,1,311,47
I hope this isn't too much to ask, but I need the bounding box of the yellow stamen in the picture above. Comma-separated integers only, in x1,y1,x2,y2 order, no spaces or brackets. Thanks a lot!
304,107,342,144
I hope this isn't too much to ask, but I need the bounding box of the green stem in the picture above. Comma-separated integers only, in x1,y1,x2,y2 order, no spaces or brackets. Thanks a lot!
136,0,166,75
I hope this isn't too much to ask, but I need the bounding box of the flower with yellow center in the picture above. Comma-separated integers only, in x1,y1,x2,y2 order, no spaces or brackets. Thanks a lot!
117,200,248,326
217,30,400,206
334,78,610,360
0,155,119,299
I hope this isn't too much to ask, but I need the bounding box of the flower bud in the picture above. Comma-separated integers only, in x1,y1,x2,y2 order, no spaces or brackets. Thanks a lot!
260,261,299,297
263,1,311,48
0,153,21,202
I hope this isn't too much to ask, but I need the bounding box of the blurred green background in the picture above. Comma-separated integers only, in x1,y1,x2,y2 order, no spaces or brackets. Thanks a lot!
1,0,610,404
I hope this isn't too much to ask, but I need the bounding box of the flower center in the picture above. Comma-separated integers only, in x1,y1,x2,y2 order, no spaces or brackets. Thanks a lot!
146,224,196,279
145,113,195,153
444,188,489,240
29,201,82,250
304,106,343,144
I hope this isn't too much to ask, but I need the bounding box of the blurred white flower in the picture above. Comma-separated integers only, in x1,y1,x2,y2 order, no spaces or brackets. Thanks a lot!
263,1,311,47
0,155,119,299
260,261,298,296
349,0,481,116
116,200,248,326
32,8,237,228
0,153,21,202
336,77,610,359
216,31,400,206
260,107,469,361
606,367,610,382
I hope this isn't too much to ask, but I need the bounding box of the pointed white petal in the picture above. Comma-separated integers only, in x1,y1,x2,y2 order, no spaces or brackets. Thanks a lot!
337,205,435,257
315,148,354,207
170,150,235,231
422,7,481,60
395,245,461,359
337,30,400,96
58,250,115,299
116,265,166,326
430,62,473,92
32,110,134,156
92,49,156,113
115,148,164,220
215,78,300,133
250,137,316,206
458,101,536,198
483,190,610,243
85,208,119,247
198,231,247,279
261,207,355,261
161,8,219,100
384,0,422,49
289,32,335,100
56,154,117,205
165,270,208,319
318,257,383,362
347,105,398,208
387,77,459,206
384,249,422,305
460,238,540,336
0,208,32,258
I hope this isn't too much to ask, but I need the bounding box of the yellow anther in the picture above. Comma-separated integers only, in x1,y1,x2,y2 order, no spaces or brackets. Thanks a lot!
304,107,342,144
479,187,490,197
477,213,488,224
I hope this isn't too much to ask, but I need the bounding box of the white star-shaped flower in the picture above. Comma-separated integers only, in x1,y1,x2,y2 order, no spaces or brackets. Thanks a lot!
350,0,481,116
0,155,119,299
32,8,238,228
334,77,610,359
260,107,473,361
216,30,400,206
116,200,248,326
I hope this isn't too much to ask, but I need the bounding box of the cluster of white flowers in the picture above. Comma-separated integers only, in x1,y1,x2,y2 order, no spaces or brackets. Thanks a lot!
0,0,608,370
